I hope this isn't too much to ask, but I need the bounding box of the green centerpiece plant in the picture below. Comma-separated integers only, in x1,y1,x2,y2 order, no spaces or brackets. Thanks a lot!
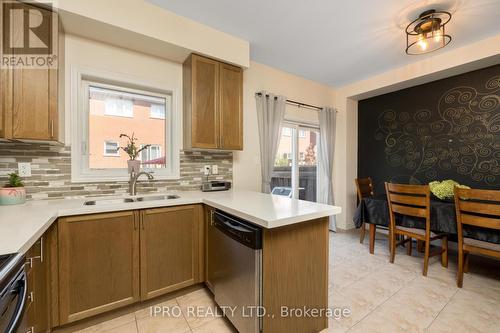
429,179,470,200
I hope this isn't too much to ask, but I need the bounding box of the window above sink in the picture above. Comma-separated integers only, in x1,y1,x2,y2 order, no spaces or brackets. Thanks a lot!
70,68,181,182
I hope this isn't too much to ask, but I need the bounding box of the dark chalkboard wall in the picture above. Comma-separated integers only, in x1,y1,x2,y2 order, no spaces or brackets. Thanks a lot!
358,64,500,195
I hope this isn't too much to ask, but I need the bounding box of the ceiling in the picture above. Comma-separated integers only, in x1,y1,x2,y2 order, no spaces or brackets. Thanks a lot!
147,0,500,87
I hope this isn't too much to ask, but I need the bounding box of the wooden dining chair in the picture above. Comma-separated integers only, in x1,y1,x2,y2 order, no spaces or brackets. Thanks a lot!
355,177,374,245
385,183,448,276
454,187,500,288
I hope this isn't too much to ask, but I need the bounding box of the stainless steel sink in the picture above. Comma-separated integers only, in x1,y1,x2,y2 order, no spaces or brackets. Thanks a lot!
136,195,180,201
83,194,180,206
83,198,135,205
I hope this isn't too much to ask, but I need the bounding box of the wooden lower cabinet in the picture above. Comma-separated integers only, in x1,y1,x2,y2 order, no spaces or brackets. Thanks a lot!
262,217,329,333
140,205,203,300
18,229,52,333
204,205,216,292
57,211,140,324
55,206,204,324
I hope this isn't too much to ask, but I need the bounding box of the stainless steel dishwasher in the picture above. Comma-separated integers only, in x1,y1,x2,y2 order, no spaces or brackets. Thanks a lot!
210,210,262,333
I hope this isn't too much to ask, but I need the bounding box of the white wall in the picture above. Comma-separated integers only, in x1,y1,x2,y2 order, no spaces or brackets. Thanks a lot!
234,61,336,192
63,34,183,145
42,0,249,67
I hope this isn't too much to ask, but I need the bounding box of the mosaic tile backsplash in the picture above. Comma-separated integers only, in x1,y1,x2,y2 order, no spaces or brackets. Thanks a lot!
0,141,232,200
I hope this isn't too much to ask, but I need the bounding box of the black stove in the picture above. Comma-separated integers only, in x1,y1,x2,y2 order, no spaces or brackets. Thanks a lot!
1,252,26,333
0,253,20,293
0,253,16,272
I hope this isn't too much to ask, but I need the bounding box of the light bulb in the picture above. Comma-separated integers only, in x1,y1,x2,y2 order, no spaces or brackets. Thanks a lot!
416,33,428,51
418,39,428,51
434,29,442,42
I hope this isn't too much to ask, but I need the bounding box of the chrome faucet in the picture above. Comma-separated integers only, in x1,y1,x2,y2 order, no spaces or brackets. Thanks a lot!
129,171,154,196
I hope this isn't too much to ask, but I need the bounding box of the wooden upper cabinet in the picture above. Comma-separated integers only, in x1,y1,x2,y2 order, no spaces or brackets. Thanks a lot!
185,54,220,149
219,63,243,150
57,211,140,324
11,67,57,140
183,54,243,150
0,2,58,140
140,205,203,300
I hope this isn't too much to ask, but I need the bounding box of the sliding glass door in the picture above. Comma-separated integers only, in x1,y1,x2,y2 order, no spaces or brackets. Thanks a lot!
272,123,319,202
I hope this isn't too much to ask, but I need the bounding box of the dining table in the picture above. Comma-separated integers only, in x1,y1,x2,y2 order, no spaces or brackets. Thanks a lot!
353,194,500,245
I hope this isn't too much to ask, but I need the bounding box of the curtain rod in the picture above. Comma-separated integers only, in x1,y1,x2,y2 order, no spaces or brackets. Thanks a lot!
255,92,337,112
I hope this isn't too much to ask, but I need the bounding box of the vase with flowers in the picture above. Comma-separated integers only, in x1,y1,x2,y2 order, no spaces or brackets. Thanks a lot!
0,172,26,205
118,133,151,173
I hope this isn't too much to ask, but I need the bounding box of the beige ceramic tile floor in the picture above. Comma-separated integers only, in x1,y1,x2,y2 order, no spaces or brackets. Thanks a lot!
58,230,500,333
64,287,237,333
325,230,500,333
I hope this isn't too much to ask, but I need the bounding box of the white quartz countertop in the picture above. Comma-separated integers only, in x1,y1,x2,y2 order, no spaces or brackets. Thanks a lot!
0,189,341,256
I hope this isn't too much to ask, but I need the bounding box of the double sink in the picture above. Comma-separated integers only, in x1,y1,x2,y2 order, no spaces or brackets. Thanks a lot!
84,194,180,206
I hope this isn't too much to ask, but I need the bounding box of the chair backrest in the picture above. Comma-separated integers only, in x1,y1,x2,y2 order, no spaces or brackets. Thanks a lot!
454,188,500,239
355,177,374,202
385,182,431,230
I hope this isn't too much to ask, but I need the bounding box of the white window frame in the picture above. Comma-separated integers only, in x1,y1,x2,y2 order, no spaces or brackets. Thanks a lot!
70,66,180,182
279,122,320,199
103,140,120,157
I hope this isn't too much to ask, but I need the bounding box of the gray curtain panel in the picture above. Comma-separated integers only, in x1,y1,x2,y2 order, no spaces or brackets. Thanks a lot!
255,91,286,193
318,107,337,231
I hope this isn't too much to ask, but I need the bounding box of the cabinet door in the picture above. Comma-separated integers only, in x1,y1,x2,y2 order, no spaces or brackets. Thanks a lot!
219,63,243,150
58,211,140,324
140,205,202,300
12,67,57,140
1,2,57,140
191,55,220,149
32,236,50,333
204,206,216,292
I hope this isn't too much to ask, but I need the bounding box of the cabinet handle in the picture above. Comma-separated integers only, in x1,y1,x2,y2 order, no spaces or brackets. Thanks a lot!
25,257,33,269
31,237,43,263
50,120,54,138
28,291,34,303
38,237,43,262
26,327,34,333
210,210,214,226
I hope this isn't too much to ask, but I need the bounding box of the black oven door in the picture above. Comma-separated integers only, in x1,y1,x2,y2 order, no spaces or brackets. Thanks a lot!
0,269,27,333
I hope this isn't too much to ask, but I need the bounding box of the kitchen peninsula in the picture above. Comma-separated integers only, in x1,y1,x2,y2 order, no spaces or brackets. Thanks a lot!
0,190,340,333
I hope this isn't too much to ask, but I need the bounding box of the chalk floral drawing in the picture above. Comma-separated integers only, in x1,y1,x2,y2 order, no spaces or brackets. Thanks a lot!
375,74,500,186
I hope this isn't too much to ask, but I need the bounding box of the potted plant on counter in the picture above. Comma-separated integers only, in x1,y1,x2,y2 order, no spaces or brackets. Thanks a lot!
0,172,26,205
118,133,150,173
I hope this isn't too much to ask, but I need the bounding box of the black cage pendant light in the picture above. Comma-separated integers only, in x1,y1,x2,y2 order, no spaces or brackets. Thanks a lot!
406,9,452,55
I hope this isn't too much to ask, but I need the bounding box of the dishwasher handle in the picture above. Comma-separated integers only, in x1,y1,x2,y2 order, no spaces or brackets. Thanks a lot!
218,218,254,233
213,211,262,250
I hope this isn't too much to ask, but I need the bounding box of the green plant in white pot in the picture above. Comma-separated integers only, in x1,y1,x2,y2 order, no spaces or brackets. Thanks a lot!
0,172,26,205
118,133,150,173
